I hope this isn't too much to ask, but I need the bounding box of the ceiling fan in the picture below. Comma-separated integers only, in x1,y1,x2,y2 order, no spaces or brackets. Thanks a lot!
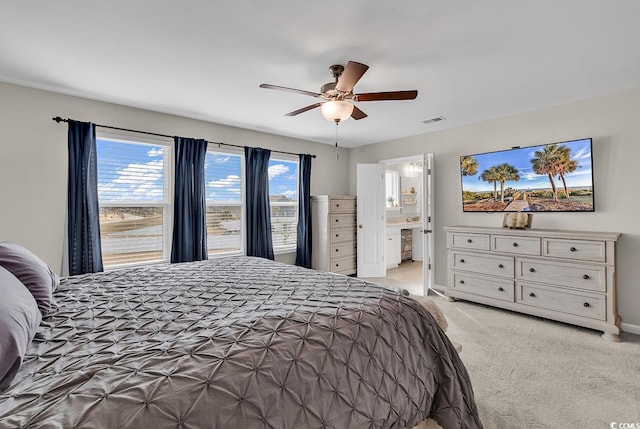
260,61,418,123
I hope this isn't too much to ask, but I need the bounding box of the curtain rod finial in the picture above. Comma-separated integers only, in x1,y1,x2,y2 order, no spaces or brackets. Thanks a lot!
52,116,64,123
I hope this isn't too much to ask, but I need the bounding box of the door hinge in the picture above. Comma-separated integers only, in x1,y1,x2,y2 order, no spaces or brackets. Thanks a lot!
428,263,432,270
428,216,431,222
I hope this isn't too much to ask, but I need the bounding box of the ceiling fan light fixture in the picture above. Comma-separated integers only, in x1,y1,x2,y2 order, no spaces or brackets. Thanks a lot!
321,100,353,123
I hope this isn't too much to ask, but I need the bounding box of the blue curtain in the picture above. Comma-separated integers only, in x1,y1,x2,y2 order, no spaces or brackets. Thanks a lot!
171,137,208,263
244,147,274,260
67,120,103,275
295,154,313,268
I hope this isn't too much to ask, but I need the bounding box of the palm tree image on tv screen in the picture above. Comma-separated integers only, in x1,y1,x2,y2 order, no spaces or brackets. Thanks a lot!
460,138,594,212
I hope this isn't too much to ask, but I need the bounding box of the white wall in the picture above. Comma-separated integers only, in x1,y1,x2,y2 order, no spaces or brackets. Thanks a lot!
349,88,640,327
0,82,350,273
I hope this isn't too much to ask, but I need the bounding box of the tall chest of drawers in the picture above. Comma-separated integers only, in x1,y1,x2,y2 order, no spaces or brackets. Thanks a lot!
311,195,357,276
444,226,622,340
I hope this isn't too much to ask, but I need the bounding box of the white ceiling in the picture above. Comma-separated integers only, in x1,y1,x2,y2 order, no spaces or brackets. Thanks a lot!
2,1,640,148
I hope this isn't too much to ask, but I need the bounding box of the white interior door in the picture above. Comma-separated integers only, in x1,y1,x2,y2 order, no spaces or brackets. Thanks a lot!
423,153,436,295
357,163,385,277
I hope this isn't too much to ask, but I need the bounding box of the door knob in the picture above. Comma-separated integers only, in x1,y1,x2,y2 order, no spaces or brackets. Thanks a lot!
358,224,363,229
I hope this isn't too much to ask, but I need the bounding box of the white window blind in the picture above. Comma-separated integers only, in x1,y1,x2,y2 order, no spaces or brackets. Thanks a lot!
96,138,170,267
205,151,243,256
268,158,298,250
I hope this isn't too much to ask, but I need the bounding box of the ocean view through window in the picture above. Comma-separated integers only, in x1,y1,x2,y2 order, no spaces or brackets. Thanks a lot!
96,137,171,267
269,158,298,251
96,138,299,266
205,151,243,256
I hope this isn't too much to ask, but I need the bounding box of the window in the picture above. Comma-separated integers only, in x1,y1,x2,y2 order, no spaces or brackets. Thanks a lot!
269,158,298,251
96,137,171,267
385,170,399,208
205,151,243,256
97,139,299,265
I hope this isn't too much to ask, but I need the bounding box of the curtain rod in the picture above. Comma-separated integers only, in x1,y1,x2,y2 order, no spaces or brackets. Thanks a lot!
52,116,316,159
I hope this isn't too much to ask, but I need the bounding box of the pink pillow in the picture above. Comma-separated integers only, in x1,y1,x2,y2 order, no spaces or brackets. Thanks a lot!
0,242,59,316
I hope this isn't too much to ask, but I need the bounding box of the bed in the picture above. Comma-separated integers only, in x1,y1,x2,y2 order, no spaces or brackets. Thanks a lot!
0,255,482,429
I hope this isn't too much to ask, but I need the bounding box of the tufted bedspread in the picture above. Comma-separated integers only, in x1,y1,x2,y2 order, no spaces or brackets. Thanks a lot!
0,257,482,429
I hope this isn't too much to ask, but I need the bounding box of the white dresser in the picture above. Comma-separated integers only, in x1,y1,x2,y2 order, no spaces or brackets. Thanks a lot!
444,226,622,340
311,195,357,276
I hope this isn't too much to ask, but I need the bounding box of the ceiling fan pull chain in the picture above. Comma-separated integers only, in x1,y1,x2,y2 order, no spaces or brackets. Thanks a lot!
335,120,340,160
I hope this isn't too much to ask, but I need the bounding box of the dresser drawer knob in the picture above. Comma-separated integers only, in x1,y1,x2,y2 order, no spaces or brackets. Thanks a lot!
570,247,577,252
336,234,339,237
335,263,340,267
498,287,504,292
335,219,339,222
335,249,339,252
583,274,590,280
513,242,519,247
529,292,536,297
467,239,473,243
529,267,535,273
498,264,504,269
336,204,340,207
460,259,465,263
459,280,465,284
583,302,590,308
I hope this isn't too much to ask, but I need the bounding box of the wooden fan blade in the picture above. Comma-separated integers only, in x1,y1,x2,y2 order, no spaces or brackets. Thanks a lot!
351,105,368,120
285,103,323,117
336,61,369,93
354,90,418,101
260,84,323,98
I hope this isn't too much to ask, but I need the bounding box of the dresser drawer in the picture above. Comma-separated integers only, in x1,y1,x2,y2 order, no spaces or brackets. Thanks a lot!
330,257,356,273
450,250,514,278
492,235,541,256
517,282,606,320
450,233,490,250
543,238,606,262
330,243,356,258
330,198,356,213
516,258,606,292
330,214,356,229
452,273,514,302
330,227,356,244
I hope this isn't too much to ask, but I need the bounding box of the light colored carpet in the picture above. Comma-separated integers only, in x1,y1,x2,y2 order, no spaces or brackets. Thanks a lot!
433,296,640,428
360,267,640,428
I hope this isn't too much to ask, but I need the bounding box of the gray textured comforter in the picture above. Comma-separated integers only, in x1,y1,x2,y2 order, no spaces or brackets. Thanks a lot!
0,257,481,428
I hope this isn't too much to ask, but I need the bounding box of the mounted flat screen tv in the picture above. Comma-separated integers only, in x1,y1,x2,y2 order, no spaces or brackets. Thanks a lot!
460,138,594,212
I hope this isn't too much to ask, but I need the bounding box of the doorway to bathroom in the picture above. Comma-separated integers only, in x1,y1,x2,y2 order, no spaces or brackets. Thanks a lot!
357,153,434,296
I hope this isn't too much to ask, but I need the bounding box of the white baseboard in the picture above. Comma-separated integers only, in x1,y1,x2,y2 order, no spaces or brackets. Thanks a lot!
622,322,640,335
431,283,446,292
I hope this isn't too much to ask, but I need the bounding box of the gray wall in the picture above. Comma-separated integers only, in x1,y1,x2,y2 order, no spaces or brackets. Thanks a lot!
349,88,640,328
2,80,637,327
0,82,350,273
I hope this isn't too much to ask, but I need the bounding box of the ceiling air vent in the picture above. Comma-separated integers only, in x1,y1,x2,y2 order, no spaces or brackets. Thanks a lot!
422,116,446,124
